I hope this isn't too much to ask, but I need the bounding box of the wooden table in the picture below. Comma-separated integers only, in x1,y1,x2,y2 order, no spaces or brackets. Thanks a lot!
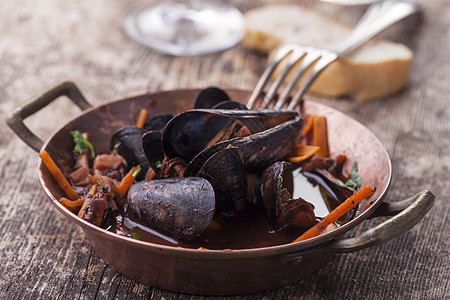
1,0,448,299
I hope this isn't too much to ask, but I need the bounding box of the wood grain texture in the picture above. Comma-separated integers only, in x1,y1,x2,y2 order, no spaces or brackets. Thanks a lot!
0,0,448,299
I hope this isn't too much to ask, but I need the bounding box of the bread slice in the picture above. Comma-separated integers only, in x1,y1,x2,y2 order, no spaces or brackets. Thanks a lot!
242,4,413,102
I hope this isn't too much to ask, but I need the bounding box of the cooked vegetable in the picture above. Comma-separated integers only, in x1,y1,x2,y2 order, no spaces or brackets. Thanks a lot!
71,130,95,157
116,166,141,203
59,197,85,208
312,116,329,158
77,184,108,226
130,231,142,240
331,162,363,190
59,197,86,214
39,151,80,200
292,185,374,243
287,145,320,163
136,108,148,129
346,162,362,189
301,114,313,137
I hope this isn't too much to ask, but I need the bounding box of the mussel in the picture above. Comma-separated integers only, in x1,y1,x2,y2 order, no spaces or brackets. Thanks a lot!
128,177,215,240
258,161,317,229
162,109,300,165
194,87,231,109
143,113,174,131
183,115,304,176
111,126,150,180
197,147,248,215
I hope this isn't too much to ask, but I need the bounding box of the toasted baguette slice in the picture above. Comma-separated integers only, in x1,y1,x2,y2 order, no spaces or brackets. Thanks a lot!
242,4,413,102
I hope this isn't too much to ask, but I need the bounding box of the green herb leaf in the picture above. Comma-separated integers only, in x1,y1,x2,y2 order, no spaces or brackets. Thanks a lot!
345,162,362,189
277,175,284,190
331,178,345,186
97,180,107,193
130,231,141,240
71,130,95,157
155,161,162,169
132,167,142,178
344,180,358,190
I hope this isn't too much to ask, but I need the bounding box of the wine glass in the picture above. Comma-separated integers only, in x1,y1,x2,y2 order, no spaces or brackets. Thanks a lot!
123,1,245,56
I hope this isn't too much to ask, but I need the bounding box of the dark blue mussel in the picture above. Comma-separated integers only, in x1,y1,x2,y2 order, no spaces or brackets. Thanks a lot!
194,87,231,109
128,177,215,240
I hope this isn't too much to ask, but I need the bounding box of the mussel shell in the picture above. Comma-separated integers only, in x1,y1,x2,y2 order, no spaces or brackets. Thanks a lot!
212,101,248,110
162,109,299,164
144,113,174,131
184,117,304,177
111,126,149,180
194,87,230,109
259,161,289,224
127,177,215,240
259,161,317,229
142,131,164,177
197,147,248,215
162,110,234,163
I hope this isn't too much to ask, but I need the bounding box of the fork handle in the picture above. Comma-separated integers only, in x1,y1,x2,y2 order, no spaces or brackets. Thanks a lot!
337,0,422,55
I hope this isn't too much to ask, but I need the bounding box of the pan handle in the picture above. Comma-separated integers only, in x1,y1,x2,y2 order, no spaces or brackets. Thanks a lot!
284,190,434,262
6,81,92,152
326,189,434,253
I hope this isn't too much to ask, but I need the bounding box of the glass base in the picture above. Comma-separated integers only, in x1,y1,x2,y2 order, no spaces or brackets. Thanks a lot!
123,2,245,56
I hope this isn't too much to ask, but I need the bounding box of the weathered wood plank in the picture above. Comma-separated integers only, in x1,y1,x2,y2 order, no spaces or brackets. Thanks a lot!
0,0,448,299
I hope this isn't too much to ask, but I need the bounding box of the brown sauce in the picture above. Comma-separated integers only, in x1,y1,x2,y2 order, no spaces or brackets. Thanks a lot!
108,166,345,250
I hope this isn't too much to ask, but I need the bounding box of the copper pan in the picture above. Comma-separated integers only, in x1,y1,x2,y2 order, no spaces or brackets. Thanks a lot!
7,82,434,295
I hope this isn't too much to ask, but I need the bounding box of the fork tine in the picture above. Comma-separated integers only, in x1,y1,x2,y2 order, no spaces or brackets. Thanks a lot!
273,48,323,110
247,44,295,109
286,52,338,110
260,47,307,108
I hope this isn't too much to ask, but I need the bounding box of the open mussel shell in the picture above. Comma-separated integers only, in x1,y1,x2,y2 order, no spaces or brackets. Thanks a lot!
127,177,215,240
259,161,317,229
194,87,230,109
111,126,149,180
184,116,304,176
212,101,248,110
162,109,299,164
197,147,248,215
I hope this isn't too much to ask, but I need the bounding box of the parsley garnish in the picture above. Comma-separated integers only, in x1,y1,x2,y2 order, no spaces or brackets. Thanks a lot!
71,130,95,157
345,162,362,189
332,162,362,190
130,231,141,240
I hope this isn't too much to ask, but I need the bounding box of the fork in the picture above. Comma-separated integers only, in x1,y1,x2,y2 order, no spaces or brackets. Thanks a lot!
246,0,422,110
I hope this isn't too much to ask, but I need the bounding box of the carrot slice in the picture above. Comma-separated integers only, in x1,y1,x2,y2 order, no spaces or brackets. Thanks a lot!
136,108,148,129
39,151,79,200
59,197,85,208
302,114,314,137
287,145,320,162
117,166,141,202
292,185,374,243
312,116,329,158
145,168,156,181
